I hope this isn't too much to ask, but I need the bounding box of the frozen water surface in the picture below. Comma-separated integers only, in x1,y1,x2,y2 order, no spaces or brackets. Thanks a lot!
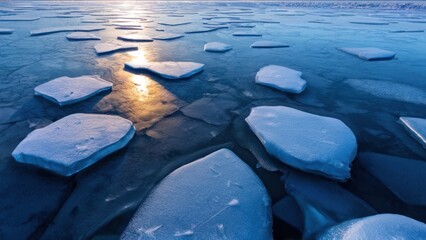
400,117,426,149
0,1,425,239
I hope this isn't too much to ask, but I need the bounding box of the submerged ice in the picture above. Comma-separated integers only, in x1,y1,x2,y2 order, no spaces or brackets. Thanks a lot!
399,117,426,149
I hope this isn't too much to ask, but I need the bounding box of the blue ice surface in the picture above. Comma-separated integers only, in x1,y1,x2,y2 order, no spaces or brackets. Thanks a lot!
282,171,376,238
318,214,426,240
358,152,426,206
0,1,425,239
121,149,272,240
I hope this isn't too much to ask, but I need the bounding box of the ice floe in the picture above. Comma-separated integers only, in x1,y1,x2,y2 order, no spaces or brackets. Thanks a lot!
117,34,153,42
0,28,13,34
251,40,289,48
184,26,227,34
34,75,112,106
158,20,191,26
399,117,426,149
30,26,105,36
121,149,272,240
0,16,40,21
125,61,204,79
232,31,262,36
282,172,376,238
245,106,357,180
95,42,138,55
338,47,395,60
255,65,306,93
318,214,426,240
358,152,426,206
204,42,233,53
152,33,183,40
12,113,135,176
66,32,101,40
345,79,426,105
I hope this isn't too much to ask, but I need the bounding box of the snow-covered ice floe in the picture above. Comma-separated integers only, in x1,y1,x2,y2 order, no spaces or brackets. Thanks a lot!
120,149,272,240
117,33,153,42
250,40,289,48
255,65,306,94
0,28,14,34
34,75,112,106
358,152,426,206
399,117,426,149
245,106,357,180
232,31,262,36
12,114,135,176
318,214,426,240
0,16,40,21
125,61,204,79
30,26,105,36
345,79,426,105
204,42,233,53
338,47,395,61
66,32,101,40
95,42,138,55
153,33,183,40
158,20,191,26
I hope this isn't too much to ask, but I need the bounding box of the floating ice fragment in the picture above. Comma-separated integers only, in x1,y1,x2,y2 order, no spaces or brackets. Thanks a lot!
34,75,112,106
0,28,13,34
399,117,426,149
0,16,40,21
245,106,357,180
152,33,183,40
95,42,138,55
204,42,233,53
30,26,105,36
12,114,135,176
338,47,395,61
125,61,204,79
158,20,191,26
117,33,153,42
318,214,426,240
255,65,306,94
232,31,262,36
120,149,272,240
66,32,100,40
250,40,289,48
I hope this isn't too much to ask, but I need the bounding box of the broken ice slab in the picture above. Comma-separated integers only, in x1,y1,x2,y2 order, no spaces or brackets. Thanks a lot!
117,34,153,42
399,117,426,149
358,152,426,206
30,26,105,36
184,26,227,34
0,16,40,21
66,32,101,40
232,31,262,36
245,106,357,181
318,214,426,240
12,113,135,176
0,28,14,34
152,33,184,40
250,40,289,48
158,20,191,26
204,42,233,53
34,75,112,106
255,65,306,94
125,61,204,80
121,149,272,240
95,42,138,55
338,47,395,61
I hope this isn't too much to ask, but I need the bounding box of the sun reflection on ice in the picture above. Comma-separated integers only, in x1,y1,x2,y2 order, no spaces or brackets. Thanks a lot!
131,75,150,99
